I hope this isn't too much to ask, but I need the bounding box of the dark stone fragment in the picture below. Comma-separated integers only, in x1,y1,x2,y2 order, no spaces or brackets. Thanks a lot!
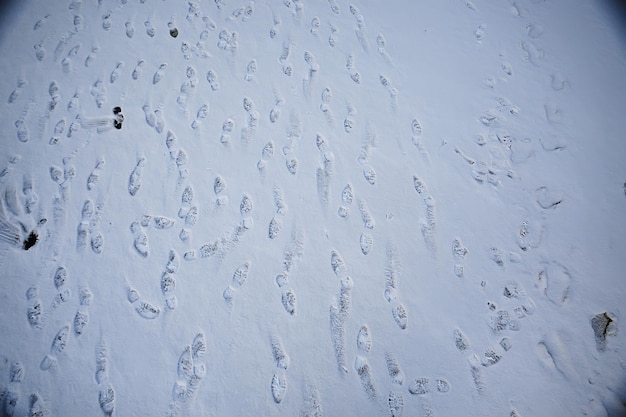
23,231,38,250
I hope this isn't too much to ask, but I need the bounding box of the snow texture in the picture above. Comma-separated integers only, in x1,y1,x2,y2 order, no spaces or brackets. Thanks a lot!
0,0,626,416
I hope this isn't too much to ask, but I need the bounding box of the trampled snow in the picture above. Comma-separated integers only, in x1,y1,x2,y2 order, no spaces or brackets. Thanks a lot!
0,0,625,416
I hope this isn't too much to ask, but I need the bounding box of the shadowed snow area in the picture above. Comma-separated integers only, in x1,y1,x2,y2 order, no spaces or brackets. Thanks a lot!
0,0,625,416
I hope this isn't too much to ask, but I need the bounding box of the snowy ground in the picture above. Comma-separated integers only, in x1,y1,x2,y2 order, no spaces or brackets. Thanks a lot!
1,0,625,416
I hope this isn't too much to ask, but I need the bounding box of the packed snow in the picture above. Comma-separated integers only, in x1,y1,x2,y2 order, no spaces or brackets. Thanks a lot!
1,0,625,416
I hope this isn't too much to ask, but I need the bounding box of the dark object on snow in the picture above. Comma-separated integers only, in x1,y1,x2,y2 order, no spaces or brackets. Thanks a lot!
170,28,179,38
113,107,124,130
23,231,38,250
591,312,617,352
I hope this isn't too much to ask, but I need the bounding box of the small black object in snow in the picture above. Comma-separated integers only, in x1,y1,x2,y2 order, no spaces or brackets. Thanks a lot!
23,231,38,250
113,106,124,129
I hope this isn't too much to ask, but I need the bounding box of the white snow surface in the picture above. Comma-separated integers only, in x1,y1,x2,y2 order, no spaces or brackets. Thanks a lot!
1,0,626,416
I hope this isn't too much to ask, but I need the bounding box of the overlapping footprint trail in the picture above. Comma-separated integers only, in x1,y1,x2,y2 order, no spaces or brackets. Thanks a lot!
0,0,623,416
